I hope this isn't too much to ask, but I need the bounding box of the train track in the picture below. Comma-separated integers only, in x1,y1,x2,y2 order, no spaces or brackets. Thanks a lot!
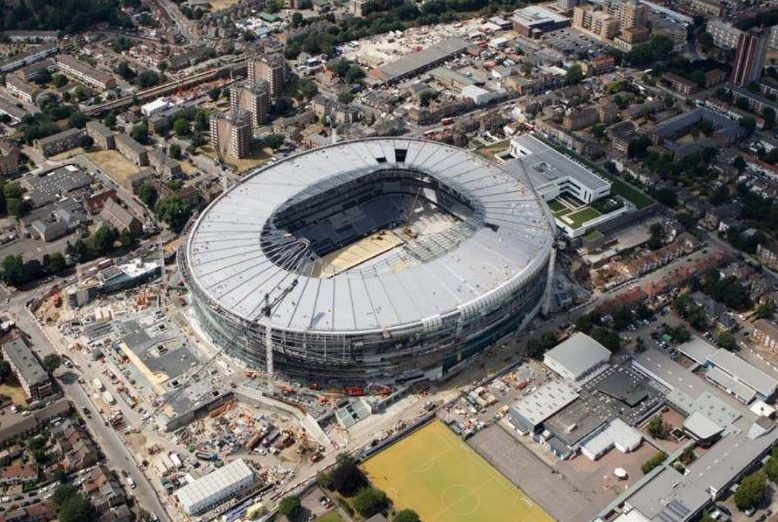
85,61,246,116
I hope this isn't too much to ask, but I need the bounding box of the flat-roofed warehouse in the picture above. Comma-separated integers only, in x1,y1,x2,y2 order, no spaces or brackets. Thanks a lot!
182,138,554,383
508,380,578,434
175,459,254,515
374,37,471,84
543,332,610,381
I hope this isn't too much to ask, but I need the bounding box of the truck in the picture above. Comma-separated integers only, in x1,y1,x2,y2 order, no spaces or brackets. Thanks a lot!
93,379,105,392
169,453,183,469
101,391,115,405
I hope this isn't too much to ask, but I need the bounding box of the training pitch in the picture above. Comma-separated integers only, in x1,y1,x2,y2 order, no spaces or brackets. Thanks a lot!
361,421,553,522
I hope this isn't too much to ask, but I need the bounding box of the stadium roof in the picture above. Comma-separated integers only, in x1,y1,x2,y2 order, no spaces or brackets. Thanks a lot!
543,332,610,380
376,37,470,83
186,138,553,334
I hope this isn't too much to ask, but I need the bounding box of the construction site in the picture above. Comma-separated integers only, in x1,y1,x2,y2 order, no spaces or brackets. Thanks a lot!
31,236,458,519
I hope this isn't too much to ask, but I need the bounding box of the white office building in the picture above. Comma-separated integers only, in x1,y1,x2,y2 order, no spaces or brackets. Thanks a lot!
510,134,611,204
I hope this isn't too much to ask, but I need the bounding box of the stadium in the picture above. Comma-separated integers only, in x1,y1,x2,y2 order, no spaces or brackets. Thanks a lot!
181,138,555,383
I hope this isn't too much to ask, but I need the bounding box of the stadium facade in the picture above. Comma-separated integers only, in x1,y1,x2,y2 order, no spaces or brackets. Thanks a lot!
181,138,555,383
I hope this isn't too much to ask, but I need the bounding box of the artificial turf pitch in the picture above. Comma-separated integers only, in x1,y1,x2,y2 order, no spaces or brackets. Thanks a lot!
361,421,553,522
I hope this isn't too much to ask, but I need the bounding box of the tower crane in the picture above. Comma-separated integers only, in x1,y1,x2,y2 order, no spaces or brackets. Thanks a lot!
403,187,421,239
261,278,298,395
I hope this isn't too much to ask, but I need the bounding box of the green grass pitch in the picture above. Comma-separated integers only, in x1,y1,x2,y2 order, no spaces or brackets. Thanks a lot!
361,421,553,522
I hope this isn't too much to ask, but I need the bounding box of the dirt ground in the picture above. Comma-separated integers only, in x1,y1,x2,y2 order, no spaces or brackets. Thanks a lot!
86,150,140,187
208,0,241,10
180,160,199,176
199,144,272,173
0,384,29,406
50,147,86,161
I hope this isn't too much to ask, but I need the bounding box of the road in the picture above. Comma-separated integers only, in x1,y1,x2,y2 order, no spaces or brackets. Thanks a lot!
1,287,172,522
149,0,197,43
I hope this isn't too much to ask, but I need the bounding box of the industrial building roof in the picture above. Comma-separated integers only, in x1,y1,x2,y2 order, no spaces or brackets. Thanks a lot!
511,5,569,27
581,418,642,457
683,411,723,441
676,336,717,365
1,338,48,388
376,38,470,83
624,467,709,522
510,134,611,194
175,459,253,512
707,349,777,398
510,380,579,427
633,349,705,399
543,332,610,380
186,138,553,334
706,366,757,403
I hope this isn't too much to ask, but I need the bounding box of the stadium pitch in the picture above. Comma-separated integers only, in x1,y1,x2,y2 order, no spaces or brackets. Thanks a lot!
361,421,553,522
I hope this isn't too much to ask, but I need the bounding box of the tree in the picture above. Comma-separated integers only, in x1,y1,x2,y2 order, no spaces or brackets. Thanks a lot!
764,107,776,129
647,415,670,439
138,183,158,209
353,487,388,517
755,301,776,320
68,111,87,129
173,118,190,137
53,485,79,507
103,112,117,128
6,197,29,218
43,354,61,372
291,12,304,28
592,326,621,352
338,92,355,104
297,79,319,100
208,87,221,102
641,451,668,474
653,188,678,207
169,143,182,160
136,70,160,88
277,495,301,520
764,456,778,482
329,454,367,496
565,63,584,85
262,134,285,151
120,229,134,248
90,226,115,255
155,196,193,233
734,471,765,511
2,255,26,287
0,360,10,382
740,115,757,133
627,136,651,158
717,331,736,351
394,510,420,522
115,61,136,81
58,493,92,522
52,74,68,88
131,122,149,144
43,252,66,274
419,89,439,107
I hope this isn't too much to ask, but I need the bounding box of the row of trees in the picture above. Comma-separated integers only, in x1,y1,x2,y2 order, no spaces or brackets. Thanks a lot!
305,454,417,520
1,0,132,34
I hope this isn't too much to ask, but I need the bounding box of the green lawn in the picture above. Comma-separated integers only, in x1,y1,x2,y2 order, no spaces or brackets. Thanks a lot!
610,178,654,209
547,199,567,212
316,511,344,522
362,421,553,522
561,207,602,228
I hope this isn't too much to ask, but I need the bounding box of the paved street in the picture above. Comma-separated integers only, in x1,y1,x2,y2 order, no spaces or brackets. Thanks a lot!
2,289,172,522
